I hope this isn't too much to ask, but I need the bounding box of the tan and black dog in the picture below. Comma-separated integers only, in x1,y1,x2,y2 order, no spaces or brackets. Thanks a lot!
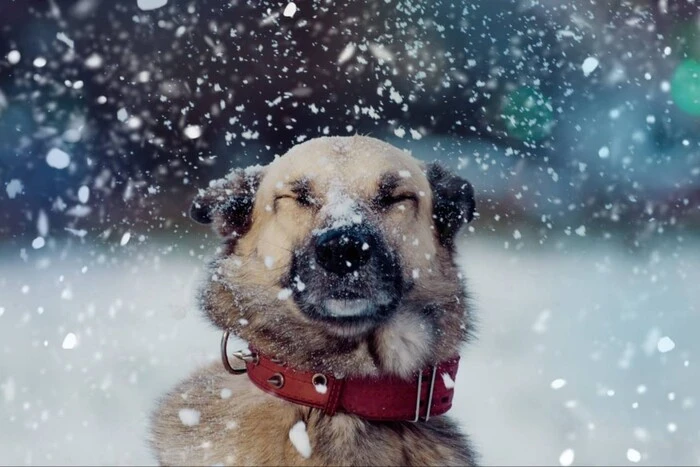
150,135,477,466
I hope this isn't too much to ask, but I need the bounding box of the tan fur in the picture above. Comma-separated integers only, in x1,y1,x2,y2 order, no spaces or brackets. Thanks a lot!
151,136,477,466
151,363,472,466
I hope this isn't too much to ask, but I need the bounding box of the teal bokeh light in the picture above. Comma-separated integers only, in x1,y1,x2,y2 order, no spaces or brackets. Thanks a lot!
671,20,700,61
502,86,554,142
671,59,700,116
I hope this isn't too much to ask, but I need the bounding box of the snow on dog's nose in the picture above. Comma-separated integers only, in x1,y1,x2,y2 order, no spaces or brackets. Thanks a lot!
314,226,374,275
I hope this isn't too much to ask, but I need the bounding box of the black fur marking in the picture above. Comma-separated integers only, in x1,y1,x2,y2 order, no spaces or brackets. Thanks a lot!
366,332,383,369
376,172,400,200
190,200,213,224
216,193,256,234
289,177,317,207
189,168,262,238
426,162,476,247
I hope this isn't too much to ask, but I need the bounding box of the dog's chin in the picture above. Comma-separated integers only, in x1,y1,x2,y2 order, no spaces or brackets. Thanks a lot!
319,317,377,338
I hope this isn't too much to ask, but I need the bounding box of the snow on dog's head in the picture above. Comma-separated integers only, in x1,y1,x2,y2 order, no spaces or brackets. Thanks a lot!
192,135,475,378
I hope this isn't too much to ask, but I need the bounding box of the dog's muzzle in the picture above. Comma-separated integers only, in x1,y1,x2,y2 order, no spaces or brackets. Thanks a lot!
289,223,403,328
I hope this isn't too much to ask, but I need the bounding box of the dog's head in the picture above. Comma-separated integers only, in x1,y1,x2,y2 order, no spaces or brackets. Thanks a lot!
194,136,475,377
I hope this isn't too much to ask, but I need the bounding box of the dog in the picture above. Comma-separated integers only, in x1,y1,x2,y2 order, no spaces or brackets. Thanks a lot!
150,135,478,466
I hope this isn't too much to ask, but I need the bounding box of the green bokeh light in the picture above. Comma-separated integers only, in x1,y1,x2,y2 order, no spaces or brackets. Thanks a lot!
502,87,554,142
671,20,700,60
671,59,700,116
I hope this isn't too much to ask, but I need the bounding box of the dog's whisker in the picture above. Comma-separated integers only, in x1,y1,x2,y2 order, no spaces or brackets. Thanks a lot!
258,237,295,254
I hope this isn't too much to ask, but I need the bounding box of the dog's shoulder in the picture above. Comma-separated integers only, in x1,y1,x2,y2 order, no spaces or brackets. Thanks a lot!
150,363,321,466
149,362,262,465
149,362,477,466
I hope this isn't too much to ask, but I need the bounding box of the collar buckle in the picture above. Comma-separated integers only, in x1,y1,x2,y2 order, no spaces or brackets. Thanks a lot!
412,365,438,422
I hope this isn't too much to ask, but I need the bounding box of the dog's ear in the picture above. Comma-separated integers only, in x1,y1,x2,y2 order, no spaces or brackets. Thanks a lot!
426,162,475,246
190,167,263,238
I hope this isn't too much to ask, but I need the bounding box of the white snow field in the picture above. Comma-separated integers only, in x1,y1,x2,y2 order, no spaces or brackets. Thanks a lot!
1,234,698,465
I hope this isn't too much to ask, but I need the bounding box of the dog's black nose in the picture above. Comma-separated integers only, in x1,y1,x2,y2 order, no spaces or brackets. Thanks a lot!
315,226,373,275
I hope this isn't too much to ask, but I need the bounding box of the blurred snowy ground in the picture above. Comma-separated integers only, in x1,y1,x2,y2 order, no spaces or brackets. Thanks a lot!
1,234,699,466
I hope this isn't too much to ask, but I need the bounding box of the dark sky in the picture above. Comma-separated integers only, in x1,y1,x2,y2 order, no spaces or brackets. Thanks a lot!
0,0,698,240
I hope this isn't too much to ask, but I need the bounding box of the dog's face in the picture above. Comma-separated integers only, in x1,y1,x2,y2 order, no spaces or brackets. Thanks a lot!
193,136,475,377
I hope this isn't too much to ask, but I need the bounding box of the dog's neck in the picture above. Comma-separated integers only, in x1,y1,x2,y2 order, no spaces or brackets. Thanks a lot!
241,307,457,380
203,246,470,380
225,344,461,422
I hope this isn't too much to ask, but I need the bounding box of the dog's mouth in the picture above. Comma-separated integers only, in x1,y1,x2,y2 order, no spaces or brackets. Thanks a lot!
292,292,400,332
287,225,403,335
322,299,375,318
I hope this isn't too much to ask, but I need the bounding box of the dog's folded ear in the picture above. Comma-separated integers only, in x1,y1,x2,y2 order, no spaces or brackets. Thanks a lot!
426,162,476,246
190,167,263,238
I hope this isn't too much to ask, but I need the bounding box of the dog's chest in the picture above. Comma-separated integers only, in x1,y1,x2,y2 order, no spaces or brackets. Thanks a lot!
151,364,473,466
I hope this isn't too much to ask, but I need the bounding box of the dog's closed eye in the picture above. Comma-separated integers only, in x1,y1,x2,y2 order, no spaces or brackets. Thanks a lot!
274,177,319,209
375,193,418,211
274,193,316,208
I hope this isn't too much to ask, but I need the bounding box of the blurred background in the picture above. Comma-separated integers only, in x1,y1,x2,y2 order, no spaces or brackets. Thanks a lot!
0,0,699,465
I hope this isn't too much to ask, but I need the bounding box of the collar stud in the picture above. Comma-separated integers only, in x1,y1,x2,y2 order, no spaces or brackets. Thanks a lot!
267,373,285,389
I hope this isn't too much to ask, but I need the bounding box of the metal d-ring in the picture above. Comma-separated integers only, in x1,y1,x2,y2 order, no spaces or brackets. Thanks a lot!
220,329,249,375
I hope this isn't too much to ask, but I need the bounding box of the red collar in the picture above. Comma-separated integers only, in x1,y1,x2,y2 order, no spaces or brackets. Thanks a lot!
224,340,459,422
